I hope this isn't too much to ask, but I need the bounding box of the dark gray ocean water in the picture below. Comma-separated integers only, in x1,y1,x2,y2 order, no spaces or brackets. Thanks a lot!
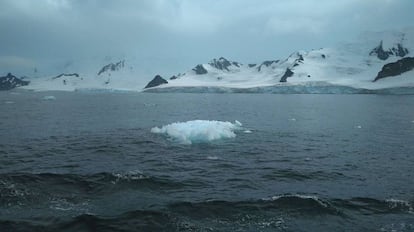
1,90,414,231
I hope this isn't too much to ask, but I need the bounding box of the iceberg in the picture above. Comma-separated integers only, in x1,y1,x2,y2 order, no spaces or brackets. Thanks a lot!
151,120,243,144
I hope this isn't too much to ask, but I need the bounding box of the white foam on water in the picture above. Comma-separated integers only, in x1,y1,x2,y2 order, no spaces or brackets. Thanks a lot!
42,95,56,100
265,194,329,208
207,156,220,160
151,120,243,144
4,101,14,104
243,130,252,134
385,198,413,213
111,170,148,183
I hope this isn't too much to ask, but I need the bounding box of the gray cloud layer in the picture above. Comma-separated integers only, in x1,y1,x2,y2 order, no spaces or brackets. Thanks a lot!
1,0,413,78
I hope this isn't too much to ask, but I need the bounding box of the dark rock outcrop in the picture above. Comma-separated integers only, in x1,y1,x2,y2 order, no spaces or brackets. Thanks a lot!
232,61,241,67
257,60,279,72
52,73,80,79
248,64,257,68
98,60,125,75
208,57,232,71
0,73,30,90
279,68,294,82
144,75,168,89
192,64,208,75
293,53,304,67
370,41,393,60
374,57,414,82
393,43,409,57
369,41,409,60
170,75,178,80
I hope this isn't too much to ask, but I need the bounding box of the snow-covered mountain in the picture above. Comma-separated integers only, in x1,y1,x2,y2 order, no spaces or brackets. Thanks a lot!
23,59,144,91
144,29,414,93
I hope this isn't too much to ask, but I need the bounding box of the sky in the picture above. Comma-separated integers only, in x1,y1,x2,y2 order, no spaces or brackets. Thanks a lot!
0,0,413,79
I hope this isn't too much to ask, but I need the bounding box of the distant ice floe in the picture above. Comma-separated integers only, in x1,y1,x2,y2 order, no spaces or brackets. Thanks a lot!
151,120,243,144
42,95,56,100
4,101,14,104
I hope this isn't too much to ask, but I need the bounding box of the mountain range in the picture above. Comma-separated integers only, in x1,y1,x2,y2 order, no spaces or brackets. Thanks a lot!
143,29,414,94
1,28,414,94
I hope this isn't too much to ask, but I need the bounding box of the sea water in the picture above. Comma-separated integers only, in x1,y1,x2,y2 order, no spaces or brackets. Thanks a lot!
0,90,413,231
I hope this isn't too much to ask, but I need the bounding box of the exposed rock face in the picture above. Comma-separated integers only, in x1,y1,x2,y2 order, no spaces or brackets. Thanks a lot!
369,41,409,60
170,75,178,80
0,73,30,90
208,57,232,71
248,64,257,68
144,75,168,88
192,64,208,75
257,60,279,72
292,53,304,67
393,43,409,57
52,73,80,79
279,68,294,82
232,61,241,67
374,57,414,82
98,60,125,75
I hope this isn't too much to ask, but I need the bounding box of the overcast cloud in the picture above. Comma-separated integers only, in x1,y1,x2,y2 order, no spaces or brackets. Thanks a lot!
1,0,413,78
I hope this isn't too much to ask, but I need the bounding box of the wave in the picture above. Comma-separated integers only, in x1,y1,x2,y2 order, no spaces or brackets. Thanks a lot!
1,195,412,231
0,210,176,232
0,172,183,207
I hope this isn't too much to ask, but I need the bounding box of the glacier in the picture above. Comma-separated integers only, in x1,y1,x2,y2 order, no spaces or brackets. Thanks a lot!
151,120,244,144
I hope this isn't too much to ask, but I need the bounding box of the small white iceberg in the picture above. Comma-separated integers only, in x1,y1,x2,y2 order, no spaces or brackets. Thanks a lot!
151,120,243,144
42,95,56,100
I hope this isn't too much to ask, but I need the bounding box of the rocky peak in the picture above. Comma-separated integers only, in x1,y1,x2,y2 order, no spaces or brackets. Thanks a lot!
208,57,233,71
0,73,30,90
369,40,409,60
257,60,279,72
144,75,168,89
192,64,208,75
97,60,125,76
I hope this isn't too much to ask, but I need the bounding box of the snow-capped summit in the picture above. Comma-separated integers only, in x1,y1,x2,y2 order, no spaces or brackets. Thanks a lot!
97,60,125,76
208,57,241,71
